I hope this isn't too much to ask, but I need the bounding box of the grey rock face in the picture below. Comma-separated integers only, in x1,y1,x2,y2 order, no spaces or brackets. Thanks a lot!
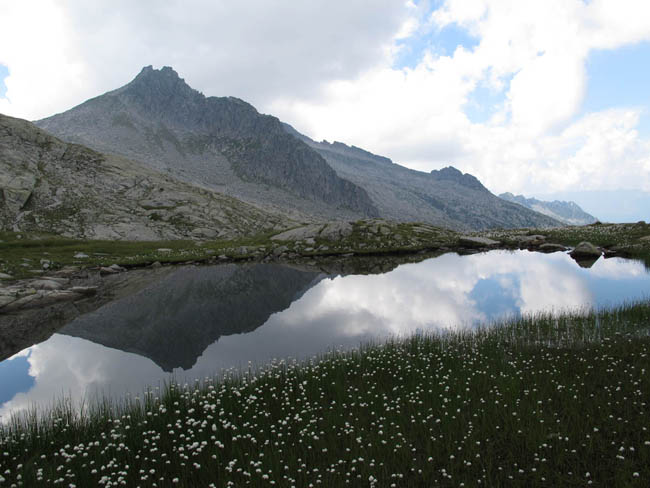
539,243,568,253
499,192,597,226
36,66,378,220
431,166,487,191
459,236,501,248
297,134,563,231
271,222,354,243
570,241,601,258
0,113,289,240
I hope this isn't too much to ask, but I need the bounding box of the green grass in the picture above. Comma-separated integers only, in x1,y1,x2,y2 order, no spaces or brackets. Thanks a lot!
481,221,650,268
0,231,280,279
1,301,649,487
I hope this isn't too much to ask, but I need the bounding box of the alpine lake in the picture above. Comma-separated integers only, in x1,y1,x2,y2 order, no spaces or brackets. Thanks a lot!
2,248,650,421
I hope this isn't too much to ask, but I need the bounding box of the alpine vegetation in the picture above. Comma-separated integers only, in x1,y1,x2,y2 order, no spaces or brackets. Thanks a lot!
1,302,649,487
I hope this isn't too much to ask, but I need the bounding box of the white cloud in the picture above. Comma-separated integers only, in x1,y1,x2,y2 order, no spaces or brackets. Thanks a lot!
0,0,649,196
272,0,650,194
0,0,409,120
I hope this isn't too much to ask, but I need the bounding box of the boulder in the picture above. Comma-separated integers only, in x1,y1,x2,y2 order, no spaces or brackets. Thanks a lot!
0,288,96,312
73,252,89,259
569,241,601,258
518,235,546,246
29,279,65,290
0,273,12,280
191,227,219,239
319,222,353,241
538,243,567,253
459,236,500,248
272,245,289,257
52,266,81,277
271,225,322,242
69,286,97,296
100,264,126,275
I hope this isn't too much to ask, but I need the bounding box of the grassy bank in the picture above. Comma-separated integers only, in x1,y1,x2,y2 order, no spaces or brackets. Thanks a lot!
2,220,650,280
1,302,649,487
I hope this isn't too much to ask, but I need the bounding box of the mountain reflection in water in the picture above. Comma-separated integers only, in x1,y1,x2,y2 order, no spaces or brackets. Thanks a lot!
2,250,650,420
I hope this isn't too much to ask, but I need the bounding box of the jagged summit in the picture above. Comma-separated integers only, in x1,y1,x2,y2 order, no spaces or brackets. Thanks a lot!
431,166,487,192
36,66,379,219
126,65,195,96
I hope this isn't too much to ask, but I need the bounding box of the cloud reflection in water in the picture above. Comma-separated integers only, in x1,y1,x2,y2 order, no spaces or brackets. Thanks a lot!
2,250,650,420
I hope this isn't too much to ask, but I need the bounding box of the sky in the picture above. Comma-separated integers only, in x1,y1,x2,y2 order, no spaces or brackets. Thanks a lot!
1,0,649,214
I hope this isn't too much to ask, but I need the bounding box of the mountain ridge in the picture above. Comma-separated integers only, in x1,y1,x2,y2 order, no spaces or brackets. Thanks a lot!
37,66,379,220
35,65,562,230
499,192,597,226
291,126,562,230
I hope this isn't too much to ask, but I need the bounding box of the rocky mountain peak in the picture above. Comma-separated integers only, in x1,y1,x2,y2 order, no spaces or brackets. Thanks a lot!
129,65,189,92
115,66,202,123
35,66,380,218
431,166,487,192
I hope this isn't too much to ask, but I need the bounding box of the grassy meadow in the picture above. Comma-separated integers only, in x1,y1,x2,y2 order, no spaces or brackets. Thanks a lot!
1,301,649,487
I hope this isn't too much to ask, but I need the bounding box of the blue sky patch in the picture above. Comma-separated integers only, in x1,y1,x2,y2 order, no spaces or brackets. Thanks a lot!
469,275,521,322
582,41,650,136
464,75,511,123
394,8,479,70
0,353,35,405
0,64,8,98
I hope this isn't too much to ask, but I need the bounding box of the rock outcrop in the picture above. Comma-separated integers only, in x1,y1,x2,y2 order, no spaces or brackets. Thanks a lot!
570,241,602,259
0,113,289,240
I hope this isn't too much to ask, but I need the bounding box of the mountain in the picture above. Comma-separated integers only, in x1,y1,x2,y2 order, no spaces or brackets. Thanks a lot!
533,190,649,224
292,134,562,230
36,66,561,231
499,192,598,226
0,113,289,239
36,66,378,222
60,264,325,371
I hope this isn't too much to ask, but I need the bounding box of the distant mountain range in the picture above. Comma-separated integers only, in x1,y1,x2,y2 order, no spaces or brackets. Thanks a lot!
499,192,598,226
29,65,560,232
534,190,649,224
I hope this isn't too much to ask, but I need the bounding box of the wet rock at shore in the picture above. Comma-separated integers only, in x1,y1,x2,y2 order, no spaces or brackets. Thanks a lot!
539,243,568,253
30,279,67,290
100,264,127,275
570,241,601,259
518,235,546,247
459,236,500,248
0,286,97,313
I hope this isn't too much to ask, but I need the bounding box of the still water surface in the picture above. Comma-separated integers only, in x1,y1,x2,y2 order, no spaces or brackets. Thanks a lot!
1,250,650,419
